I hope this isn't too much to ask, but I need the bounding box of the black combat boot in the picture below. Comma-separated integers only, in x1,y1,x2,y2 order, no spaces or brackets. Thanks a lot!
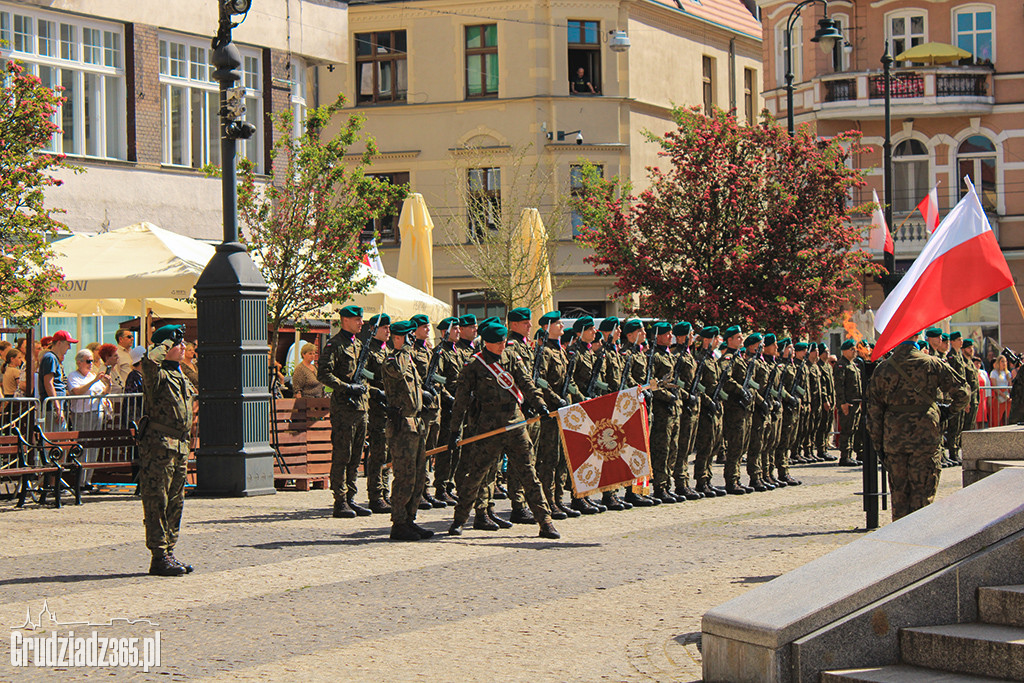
749,479,768,492
473,509,500,530
333,499,356,519
149,553,186,577
538,519,561,540
571,497,598,515
348,498,373,517
369,498,392,514
409,521,435,539
166,553,194,573
556,498,581,517
448,518,465,535
509,507,536,524
601,491,625,511
725,482,747,495
493,484,508,500
586,496,608,512
423,491,447,509
389,523,421,541
487,507,513,529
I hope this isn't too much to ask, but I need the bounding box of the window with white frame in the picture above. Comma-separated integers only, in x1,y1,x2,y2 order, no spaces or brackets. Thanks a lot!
888,11,927,64
831,14,850,72
775,22,802,87
954,5,994,64
290,58,307,139
0,3,126,159
893,139,929,213
159,33,262,171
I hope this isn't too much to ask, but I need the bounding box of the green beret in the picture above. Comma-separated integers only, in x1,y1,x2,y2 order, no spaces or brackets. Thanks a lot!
539,311,561,326
816,342,826,353
840,339,855,350
562,330,576,343
458,314,477,326
651,321,672,336
950,331,962,340
963,338,974,347
794,342,809,352
478,316,501,332
368,313,391,327
743,333,762,347
763,333,777,346
507,307,532,323
480,323,508,343
673,322,692,336
778,337,791,349
723,325,742,339
572,316,595,333
917,341,929,350
718,342,728,351
925,327,942,338
598,316,620,332
410,314,430,328
152,324,184,345
941,333,950,341
699,325,720,339
390,320,415,336
594,330,604,342
621,319,643,334
338,305,363,318
437,316,458,330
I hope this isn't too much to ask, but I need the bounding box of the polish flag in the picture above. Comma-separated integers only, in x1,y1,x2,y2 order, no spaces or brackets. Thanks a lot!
362,237,386,274
868,189,894,255
872,179,1013,361
917,184,941,233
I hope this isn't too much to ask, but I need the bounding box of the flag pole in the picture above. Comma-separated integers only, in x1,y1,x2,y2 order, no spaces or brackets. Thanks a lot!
1010,284,1024,322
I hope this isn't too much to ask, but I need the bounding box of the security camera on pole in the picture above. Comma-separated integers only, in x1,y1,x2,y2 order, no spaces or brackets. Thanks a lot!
193,0,276,497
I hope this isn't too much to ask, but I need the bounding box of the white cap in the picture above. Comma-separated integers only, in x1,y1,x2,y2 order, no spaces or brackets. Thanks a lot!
129,346,146,364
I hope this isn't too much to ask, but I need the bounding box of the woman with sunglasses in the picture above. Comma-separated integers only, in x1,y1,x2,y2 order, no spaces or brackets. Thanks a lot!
67,348,112,490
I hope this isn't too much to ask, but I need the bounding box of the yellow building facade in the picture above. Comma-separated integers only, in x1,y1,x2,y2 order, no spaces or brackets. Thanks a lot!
319,0,763,319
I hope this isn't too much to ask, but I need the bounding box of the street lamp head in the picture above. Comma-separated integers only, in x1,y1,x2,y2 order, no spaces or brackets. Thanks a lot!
812,17,843,55
222,0,252,16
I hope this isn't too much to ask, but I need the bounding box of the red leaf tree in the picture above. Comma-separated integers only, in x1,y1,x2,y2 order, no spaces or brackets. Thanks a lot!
574,108,880,337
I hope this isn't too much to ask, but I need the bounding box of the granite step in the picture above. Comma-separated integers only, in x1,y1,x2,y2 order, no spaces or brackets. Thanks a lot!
976,460,1024,473
900,623,1024,681
979,586,1024,628
822,664,1014,682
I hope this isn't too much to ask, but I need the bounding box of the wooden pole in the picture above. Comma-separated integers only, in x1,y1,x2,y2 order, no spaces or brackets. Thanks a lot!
1010,284,1024,322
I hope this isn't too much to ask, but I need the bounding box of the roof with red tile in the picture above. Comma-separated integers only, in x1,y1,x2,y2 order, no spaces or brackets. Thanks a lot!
645,0,762,40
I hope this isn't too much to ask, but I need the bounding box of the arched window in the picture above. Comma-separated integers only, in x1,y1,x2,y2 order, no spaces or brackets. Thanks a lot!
893,139,929,212
958,135,996,210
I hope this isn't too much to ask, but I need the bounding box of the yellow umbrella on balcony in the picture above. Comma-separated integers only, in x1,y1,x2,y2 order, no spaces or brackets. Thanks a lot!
895,42,972,65
514,208,554,314
396,192,435,297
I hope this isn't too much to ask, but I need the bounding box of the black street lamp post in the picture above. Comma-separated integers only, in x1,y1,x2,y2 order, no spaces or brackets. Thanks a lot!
193,0,276,496
784,0,843,136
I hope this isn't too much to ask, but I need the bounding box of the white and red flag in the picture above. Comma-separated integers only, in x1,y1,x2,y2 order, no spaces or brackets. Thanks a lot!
917,184,941,233
872,178,1013,360
362,237,386,274
869,189,894,255
556,386,652,496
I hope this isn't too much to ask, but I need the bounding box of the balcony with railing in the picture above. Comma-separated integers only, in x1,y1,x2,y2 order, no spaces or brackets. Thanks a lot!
815,66,993,119
858,212,1000,259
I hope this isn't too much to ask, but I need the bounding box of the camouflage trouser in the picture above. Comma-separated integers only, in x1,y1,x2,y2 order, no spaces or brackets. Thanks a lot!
421,415,440,497
454,423,550,525
764,413,781,476
139,442,187,554
673,408,698,489
815,405,833,453
801,403,820,455
944,409,965,459
330,407,367,503
723,405,752,486
776,407,799,477
838,406,860,460
535,419,563,507
367,407,390,501
747,410,772,480
693,407,723,485
388,416,427,526
434,409,459,494
651,401,680,491
884,447,941,521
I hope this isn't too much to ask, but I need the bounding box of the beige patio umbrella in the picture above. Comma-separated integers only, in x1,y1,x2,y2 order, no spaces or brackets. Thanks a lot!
515,208,555,315
895,42,972,65
396,193,435,297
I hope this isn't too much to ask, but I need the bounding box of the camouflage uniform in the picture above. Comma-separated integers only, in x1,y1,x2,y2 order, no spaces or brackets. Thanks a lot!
318,329,369,504
943,347,971,460
816,358,835,456
383,344,427,526
139,340,196,555
747,354,781,484
365,338,390,502
672,343,699,492
1008,367,1024,424
775,356,806,479
648,345,680,495
800,360,822,459
450,348,552,526
693,344,724,489
720,348,757,487
866,342,970,520
535,338,578,507
834,355,862,463
433,338,463,496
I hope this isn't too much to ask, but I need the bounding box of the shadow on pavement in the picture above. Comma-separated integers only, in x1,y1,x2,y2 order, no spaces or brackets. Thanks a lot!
749,528,866,539
0,572,145,587
193,508,332,524
731,575,778,585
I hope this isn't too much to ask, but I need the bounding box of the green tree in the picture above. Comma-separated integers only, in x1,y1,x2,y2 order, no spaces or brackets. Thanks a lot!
0,59,78,325
236,93,407,358
574,107,881,336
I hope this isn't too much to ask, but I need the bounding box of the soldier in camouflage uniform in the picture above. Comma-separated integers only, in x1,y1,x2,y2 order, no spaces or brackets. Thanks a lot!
364,314,392,513
944,331,973,464
814,343,836,461
383,320,435,542
596,318,633,510
962,339,981,429
693,325,727,497
619,319,660,506
139,324,197,576
503,307,540,523
746,334,782,491
867,335,970,520
798,345,823,462
671,322,703,499
568,316,610,513
648,322,683,503
318,305,373,519
447,322,560,539
834,339,863,466
408,314,446,510
772,339,802,486
432,317,462,503
720,329,760,494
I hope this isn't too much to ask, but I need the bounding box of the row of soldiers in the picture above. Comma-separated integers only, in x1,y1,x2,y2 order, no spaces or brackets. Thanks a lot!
317,305,895,540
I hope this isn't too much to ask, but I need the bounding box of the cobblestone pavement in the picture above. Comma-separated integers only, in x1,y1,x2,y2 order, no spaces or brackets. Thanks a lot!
0,460,962,682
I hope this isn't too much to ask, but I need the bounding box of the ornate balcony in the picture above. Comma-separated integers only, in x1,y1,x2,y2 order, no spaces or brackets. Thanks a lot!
857,212,999,259
814,66,993,119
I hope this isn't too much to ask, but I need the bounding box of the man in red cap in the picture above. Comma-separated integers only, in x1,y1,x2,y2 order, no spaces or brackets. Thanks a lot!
38,330,77,429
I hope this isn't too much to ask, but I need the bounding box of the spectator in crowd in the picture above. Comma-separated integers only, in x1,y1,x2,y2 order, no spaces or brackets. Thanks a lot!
97,343,123,394
3,348,25,397
269,347,289,398
291,343,325,398
989,354,1012,426
975,357,989,429
125,346,145,394
113,329,135,389
67,348,111,489
0,340,11,358
181,341,199,390
38,331,73,429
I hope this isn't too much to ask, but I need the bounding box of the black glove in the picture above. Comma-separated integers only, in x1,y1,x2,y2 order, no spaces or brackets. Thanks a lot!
371,387,386,404
447,433,460,453
738,390,752,408
441,392,455,408
553,397,568,408
757,400,771,417
773,400,783,414
344,382,367,396
937,402,952,421
785,395,800,410
642,390,653,405
422,388,437,407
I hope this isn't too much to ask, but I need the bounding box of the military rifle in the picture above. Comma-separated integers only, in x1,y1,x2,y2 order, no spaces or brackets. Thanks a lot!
585,345,608,397
560,339,581,400
708,352,736,415
531,326,550,389
683,345,708,413
619,345,636,389
791,357,808,407
338,314,381,406
760,357,783,416
424,320,455,404
737,341,763,408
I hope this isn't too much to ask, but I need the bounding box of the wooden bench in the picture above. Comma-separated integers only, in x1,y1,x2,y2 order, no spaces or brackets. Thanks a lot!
34,423,137,505
0,428,64,508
